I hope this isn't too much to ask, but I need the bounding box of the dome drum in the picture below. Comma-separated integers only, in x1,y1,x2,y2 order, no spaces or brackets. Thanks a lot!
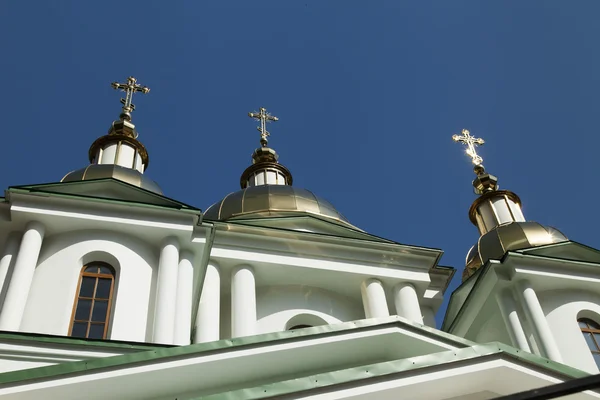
239,147,293,189
240,162,293,189
89,134,149,170
469,190,524,235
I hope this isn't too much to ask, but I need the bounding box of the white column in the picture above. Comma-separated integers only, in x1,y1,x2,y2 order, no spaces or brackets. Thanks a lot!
517,281,562,362
153,237,180,344
361,279,389,319
0,233,21,311
393,282,423,324
496,289,530,352
231,265,256,338
195,262,220,343
173,251,194,345
0,222,45,331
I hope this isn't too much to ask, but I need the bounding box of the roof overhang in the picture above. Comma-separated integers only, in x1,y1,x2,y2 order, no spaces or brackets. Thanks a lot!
4,185,204,245
0,317,591,399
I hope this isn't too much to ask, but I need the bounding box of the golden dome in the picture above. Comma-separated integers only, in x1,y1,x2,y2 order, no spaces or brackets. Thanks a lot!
462,221,568,281
204,185,356,228
61,164,163,194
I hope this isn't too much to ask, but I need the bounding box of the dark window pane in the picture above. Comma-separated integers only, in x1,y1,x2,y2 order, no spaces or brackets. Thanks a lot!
95,279,112,299
74,299,92,321
71,322,88,338
289,325,312,330
88,323,105,339
85,265,99,273
579,320,589,328
99,266,113,274
584,332,596,350
593,353,600,368
593,333,600,350
589,319,600,329
92,300,108,322
79,277,96,297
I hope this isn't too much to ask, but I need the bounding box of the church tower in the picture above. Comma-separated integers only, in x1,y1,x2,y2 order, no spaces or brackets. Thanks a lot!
196,106,454,340
443,129,600,374
0,77,206,344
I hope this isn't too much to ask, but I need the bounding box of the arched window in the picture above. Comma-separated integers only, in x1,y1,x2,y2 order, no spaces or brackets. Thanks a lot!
579,318,600,367
69,262,115,339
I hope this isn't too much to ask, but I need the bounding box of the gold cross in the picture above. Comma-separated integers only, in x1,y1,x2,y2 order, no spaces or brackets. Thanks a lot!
111,77,150,117
248,107,279,147
452,129,485,166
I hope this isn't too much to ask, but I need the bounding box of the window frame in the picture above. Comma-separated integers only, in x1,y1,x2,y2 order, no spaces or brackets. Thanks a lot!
579,317,600,367
68,262,116,340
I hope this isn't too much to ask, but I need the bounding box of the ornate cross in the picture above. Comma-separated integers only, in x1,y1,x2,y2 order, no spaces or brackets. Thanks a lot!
452,129,485,166
111,76,150,117
248,107,279,147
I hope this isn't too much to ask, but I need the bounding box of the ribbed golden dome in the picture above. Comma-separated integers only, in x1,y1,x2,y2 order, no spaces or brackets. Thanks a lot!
462,221,567,280
61,164,163,194
204,185,355,228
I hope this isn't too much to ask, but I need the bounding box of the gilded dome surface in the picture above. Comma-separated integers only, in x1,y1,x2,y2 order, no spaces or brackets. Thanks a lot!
61,164,163,195
463,221,568,280
204,185,354,227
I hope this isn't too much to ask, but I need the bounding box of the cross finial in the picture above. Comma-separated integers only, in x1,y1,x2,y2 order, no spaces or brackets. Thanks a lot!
248,107,279,147
111,76,150,121
452,129,485,166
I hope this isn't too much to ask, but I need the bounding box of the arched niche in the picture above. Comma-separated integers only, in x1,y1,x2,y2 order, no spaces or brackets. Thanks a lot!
285,313,329,331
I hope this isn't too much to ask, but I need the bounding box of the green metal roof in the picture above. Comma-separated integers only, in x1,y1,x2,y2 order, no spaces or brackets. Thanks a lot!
0,317,475,386
0,330,169,351
0,316,585,392
202,343,589,400
8,179,201,214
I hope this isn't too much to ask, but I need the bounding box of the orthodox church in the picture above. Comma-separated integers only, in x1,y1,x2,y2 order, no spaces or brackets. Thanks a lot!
0,77,597,399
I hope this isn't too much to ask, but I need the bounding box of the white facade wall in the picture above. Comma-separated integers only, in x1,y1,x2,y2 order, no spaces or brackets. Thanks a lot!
255,285,363,335
218,285,364,339
538,289,600,374
20,230,158,343
475,313,512,345
421,307,436,328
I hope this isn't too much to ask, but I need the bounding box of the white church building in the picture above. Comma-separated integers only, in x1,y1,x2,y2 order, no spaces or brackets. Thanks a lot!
0,77,597,399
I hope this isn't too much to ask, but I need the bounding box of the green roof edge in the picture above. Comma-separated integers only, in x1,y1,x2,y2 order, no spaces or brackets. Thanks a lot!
212,219,446,257
516,240,600,255
0,330,169,351
0,317,475,386
200,343,589,400
222,216,395,243
8,186,201,215
442,260,492,332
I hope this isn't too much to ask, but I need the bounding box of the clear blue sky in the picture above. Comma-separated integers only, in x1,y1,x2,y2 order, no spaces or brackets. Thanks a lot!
1,1,599,326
